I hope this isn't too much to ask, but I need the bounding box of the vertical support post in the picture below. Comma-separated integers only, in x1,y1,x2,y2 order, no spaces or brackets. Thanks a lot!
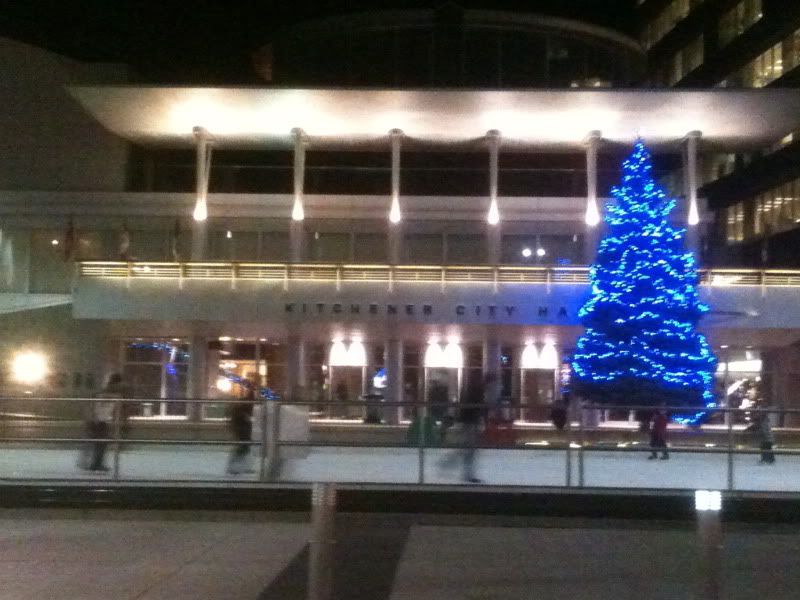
417,404,427,484
187,334,207,421
695,490,723,600
578,402,585,487
583,131,601,264
191,126,212,260
290,128,306,263
265,399,281,480
565,403,572,487
384,337,403,425
388,129,404,266
685,131,702,256
287,333,306,402
486,130,501,262
112,398,121,481
727,406,734,491
308,482,336,600
259,393,269,481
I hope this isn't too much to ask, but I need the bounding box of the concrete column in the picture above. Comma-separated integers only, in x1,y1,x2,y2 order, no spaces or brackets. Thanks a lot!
290,221,306,263
286,333,306,401
191,127,212,260
486,130,501,227
685,130,702,256
187,334,208,398
290,128,306,263
384,337,403,425
487,222,502,265
388,225,403,265
583,131,602,264
482,336,502,377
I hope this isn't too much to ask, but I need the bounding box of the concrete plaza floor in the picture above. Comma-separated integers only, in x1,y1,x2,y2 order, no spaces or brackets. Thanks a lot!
1,510,799,600
0,444,798,492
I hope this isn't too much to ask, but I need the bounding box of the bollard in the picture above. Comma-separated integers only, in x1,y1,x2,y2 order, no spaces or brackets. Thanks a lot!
308,482,336,600
695,490,723,600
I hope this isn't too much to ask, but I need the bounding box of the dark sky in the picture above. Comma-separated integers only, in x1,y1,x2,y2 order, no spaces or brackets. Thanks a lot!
0,0,638,82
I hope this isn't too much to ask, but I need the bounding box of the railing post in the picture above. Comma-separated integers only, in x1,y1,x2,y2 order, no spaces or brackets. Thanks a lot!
112,398,122,481
265,399,281,480
308,482,336,600
418,403,427,484
565,402,572,487
259,394,269,481
727,407,734,491
578,403,585,487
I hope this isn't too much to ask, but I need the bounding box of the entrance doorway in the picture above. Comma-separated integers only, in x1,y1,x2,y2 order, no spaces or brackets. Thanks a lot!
520,369,555,422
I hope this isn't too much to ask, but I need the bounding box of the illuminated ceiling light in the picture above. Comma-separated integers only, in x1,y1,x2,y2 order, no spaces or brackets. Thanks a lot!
688,199,700,226
346,340,367,367
423,341,446,369
11,351,48,384
538,343,559,370
329,340,349,367
389,198,402,224
520,343,539,369
193,198,208,222
536,247,546,257
487,199,500,225
216,376,232,393
51,239,59,246
521,247,532,258
291,197,305,221
226,230,232,239
442,341,464,369
585,200,600,226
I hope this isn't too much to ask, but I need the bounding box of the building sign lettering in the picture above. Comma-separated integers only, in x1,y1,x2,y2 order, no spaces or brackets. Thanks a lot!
284,302,568,319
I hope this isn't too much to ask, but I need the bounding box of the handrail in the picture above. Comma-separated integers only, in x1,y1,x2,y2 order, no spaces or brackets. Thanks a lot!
76,261,800,288
2,395,797,492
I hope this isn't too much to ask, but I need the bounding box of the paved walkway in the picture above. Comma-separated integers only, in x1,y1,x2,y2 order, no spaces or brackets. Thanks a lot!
0,445,798,492
2,510,800,600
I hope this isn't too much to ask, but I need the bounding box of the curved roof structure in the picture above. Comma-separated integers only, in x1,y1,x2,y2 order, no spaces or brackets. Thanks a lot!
69,86,800,151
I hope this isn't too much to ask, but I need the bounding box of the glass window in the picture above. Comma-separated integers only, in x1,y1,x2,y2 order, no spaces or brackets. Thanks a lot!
404,234,443,264
0,229,30,293
353,232,388,263
122,339,190,418
261,231,290,261
29,230,71,293
719,0,763,48
446,234,486,264
310,232,351,262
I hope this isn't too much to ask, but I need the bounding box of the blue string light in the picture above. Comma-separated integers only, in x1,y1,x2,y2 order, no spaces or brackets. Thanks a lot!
570,140,717,425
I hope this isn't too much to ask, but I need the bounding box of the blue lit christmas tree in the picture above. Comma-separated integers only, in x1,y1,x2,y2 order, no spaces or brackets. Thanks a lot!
570,141,716,417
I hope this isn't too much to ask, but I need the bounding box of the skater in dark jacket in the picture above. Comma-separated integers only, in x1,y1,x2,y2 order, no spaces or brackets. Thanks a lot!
747,411,776,464
648,408,669,460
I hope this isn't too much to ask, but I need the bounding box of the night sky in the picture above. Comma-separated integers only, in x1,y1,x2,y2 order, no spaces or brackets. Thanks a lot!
1,0,638,82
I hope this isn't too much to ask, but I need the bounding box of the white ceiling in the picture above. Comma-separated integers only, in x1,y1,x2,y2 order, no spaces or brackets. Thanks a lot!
68,86,800,151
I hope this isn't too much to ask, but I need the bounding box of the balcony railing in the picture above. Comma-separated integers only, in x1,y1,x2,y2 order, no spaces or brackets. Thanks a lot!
78,261,800,288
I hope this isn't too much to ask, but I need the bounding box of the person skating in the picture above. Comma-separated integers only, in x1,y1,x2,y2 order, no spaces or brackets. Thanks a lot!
227,380,256,474
748,411,776,464
648,408,669,460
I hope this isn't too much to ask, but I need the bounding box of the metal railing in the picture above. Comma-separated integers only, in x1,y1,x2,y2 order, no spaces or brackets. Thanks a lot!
0,397,798,492
77,261,800,288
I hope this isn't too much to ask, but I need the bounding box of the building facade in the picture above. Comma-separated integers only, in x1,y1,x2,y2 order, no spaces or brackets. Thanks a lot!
2,6,800,427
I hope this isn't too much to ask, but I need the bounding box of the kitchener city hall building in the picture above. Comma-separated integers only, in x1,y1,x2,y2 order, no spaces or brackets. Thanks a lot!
4,4,800,426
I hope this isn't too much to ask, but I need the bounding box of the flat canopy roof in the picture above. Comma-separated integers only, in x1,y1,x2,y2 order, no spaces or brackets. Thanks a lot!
69,86,800,151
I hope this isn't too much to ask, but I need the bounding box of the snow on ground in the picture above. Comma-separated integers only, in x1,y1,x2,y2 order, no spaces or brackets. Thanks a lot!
1,444,798,492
